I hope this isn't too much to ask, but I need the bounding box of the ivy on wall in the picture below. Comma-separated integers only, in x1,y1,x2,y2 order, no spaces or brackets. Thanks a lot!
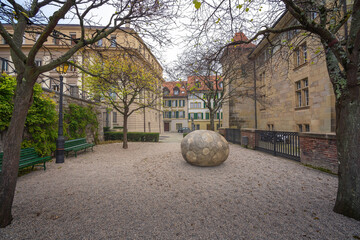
64,103,99,143
0,75,57,156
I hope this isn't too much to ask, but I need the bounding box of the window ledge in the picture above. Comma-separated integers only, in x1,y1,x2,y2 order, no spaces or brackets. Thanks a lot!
293,62,308,71
295,106,310,110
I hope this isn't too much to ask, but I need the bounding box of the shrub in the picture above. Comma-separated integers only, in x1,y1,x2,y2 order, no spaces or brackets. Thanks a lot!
104,132,159,142
64,103,99,143
103,127,110,132
0,75,57,156
183,133,189,138
113,126,123,129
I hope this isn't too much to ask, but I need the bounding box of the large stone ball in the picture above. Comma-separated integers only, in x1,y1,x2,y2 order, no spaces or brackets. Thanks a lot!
181,130,229,167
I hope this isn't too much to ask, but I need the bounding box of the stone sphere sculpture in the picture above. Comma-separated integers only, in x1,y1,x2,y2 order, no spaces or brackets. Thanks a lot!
181,130,229,167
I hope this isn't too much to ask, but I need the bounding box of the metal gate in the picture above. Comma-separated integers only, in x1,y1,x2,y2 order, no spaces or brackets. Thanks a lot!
225,128,241,144
255,130,300,161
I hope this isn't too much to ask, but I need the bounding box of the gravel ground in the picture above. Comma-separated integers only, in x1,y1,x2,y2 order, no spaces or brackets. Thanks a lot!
1,141,360,240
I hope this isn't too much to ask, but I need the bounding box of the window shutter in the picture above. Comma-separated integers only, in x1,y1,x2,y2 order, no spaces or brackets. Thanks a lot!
201,113,203,119
176,111,179,118
183,100,185,106
217,113,219,119
194,113,198,119
183,111,185,118
168,100,171,107
206,113,209,119
204,102,206,108
221,112,223,119
176,100,178,107
188,113,190,119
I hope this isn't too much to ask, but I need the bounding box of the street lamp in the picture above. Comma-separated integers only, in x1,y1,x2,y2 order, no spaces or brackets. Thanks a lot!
55,63,69,163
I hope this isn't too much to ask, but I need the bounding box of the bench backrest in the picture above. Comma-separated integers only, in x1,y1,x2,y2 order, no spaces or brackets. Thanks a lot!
64,138,87,148
0,148,38,167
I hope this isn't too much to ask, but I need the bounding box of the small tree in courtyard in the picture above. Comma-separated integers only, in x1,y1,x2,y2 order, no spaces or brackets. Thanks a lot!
85,53,161,149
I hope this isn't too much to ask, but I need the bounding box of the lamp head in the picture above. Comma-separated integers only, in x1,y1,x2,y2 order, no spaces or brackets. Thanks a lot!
56,63,69,74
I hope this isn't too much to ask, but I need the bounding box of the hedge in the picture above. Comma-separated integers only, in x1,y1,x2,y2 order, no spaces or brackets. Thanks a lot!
104,132,159,142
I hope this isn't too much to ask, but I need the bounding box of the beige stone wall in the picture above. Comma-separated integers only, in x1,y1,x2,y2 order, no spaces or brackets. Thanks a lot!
254,36,335,133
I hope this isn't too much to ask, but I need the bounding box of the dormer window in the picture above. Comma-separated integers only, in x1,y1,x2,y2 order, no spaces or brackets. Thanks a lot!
195,81,201,88
174,87,180,95
163,87,170,96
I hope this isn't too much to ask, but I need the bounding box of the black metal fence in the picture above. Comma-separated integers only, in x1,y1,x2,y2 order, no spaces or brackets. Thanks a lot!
255,130,300,161
225,128,241,144
39,78,94,101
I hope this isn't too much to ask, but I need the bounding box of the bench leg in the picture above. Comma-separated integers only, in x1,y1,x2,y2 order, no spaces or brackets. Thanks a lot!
43,162,46,171
32,165,35,170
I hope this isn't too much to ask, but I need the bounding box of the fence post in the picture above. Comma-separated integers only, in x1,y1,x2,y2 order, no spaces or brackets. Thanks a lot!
273,131,276,156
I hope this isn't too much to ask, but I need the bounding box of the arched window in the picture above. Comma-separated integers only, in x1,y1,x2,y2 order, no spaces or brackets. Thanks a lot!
163,87,170,96
173,87,180,95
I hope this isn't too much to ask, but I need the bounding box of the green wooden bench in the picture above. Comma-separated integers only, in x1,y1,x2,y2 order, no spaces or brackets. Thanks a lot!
64,138,95,158
0,148,52,172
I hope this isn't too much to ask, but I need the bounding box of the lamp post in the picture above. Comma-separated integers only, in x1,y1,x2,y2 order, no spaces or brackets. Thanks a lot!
55,63,69,164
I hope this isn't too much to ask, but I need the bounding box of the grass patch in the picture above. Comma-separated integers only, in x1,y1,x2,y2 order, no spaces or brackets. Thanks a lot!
303,164,337,175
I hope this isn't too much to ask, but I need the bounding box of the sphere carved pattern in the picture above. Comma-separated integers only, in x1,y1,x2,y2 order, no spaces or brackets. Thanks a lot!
181,130,230,167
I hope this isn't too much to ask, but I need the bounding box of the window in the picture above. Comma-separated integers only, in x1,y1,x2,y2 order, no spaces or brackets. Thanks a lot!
176,123,182,130
1,59,9,72
35,60,42,67
172,100,177,107
179,111,185,118
259,72,265,87
310,11,318,20
173,87,179,95
195,81,201,88
268,124,274,131
70,33,76,46
2,37,7,44
298,124,303,132
53,31,60,45
171,111,176,118
294,43,307,68
305,124,310,132
69,62,76,72
163,88,170,96
70,85,79,97
110,35,116,47
97,39,103,47
113,112,117,123
295,78,310,108
179,100,185,107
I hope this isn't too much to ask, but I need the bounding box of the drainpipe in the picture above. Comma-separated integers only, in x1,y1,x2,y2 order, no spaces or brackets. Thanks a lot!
253,59,257,129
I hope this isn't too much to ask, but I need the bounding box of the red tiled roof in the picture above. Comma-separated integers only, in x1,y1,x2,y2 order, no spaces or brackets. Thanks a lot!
232,32,256,48
162,81,187,97
186,76,223,91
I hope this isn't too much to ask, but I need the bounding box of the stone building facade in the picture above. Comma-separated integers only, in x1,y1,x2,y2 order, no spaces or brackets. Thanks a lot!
162,81,189,132
0,24,163,134
223,12,336,134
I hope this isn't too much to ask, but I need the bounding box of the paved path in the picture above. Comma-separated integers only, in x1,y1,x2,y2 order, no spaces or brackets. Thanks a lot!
159,132,184,143
1,142,360,239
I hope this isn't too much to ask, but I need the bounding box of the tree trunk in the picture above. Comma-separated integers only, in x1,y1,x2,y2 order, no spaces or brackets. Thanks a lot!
123,114,128,149
333,85,360,221
0,79,34,227
209,112,215,131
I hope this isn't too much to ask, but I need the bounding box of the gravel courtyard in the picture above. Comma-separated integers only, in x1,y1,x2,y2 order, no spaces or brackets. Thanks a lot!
1,140,360,239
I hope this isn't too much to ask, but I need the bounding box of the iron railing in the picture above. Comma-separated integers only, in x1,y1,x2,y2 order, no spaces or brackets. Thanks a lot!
39,78,94,101
225,128,241,144
255,130,300,161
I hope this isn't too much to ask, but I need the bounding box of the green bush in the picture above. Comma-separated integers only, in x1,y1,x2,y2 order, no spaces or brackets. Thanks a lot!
183,133,189,138
113,126,123,129
64,103,99,143
104,132,159,142
103,127,110,132
0,75,57,156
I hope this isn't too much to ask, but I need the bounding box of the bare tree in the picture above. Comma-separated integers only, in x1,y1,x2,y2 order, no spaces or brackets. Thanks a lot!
173,40,256,130
185,0,360,220
0,0,178,227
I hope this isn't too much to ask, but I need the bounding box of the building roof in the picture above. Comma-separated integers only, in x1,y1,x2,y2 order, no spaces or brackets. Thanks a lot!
187,76,223,91
232,32,256,49
163,81,188,97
